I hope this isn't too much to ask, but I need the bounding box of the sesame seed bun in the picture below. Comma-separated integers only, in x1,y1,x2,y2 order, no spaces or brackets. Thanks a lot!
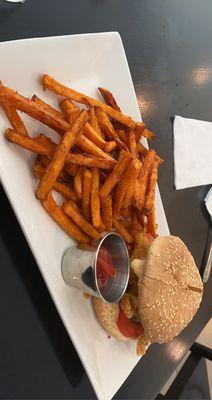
138,236,203,343
93,297,129,341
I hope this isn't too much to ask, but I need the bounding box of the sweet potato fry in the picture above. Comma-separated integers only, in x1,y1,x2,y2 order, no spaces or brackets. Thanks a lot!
101,195,112,231
73,166,84,200
43,74,135,128
94,108,112,135
59,99,76,113
62,200,101,240
116,129,128,145
144,158,160,215
99,154,131,198
84,122,107,149
134,150,156,212
0,86,69,134
60,99,82,128
147,206,157,238
36,154,69,183
53,181,77,201
137,142,148,156
137,142,163,164
34,137,79,177
112,218,133,244
5,128,55,156
35,133,55,147
31,94,64,119
104,141,117,153
134,122,146,143
128,131,138,157
77,135,115,162
89,108,126,150
35,134,114,170
91,168,105,231
67,109,81,126
90,107,103,138
143,129,155,141
41,192,89,243
82,169,92,221
118,149,129,160
67,153,115,170
113,130,129,151
113,160,138,218
64,162,79,176
5,129,113,174
98,87,121,112
123,159,141,208
95,107,117,139
34,137,80,178
0,100,28,136
33,162,77,201
36,110,88,200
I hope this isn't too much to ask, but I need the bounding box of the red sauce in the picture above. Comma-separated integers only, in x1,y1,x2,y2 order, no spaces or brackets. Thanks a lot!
97,247,116,288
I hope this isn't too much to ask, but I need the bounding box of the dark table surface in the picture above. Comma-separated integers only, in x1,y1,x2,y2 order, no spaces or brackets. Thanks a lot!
0,0,211,399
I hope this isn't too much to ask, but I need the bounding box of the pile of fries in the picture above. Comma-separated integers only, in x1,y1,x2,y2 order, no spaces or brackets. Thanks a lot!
0,75,162,254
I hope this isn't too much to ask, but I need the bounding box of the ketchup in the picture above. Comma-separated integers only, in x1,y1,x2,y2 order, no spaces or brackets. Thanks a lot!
97,247,116,288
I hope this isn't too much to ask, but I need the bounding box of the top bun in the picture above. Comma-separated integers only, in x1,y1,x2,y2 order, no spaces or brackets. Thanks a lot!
138,236,203,343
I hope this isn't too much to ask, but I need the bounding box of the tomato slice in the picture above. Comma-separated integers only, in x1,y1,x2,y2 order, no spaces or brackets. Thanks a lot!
117,308,144,339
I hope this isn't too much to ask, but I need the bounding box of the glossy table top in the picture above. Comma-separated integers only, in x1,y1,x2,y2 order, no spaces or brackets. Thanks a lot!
0,1,211,398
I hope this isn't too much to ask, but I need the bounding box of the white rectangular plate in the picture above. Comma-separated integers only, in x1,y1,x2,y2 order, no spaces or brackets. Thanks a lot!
0,32,169,400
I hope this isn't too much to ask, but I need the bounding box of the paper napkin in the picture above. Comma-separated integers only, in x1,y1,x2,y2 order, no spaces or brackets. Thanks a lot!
173,116,212,190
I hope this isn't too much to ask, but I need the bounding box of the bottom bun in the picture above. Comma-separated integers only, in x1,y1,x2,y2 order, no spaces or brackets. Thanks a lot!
93,297,129,342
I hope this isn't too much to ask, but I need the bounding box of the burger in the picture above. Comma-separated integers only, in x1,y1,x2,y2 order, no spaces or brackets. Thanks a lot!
93,236,203,355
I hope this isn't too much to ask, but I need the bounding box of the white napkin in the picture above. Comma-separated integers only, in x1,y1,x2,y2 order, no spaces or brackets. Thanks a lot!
173,116,212,190
205,187,212,219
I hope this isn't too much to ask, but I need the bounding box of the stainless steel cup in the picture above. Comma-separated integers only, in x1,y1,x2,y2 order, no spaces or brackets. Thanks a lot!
61,232,130,303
